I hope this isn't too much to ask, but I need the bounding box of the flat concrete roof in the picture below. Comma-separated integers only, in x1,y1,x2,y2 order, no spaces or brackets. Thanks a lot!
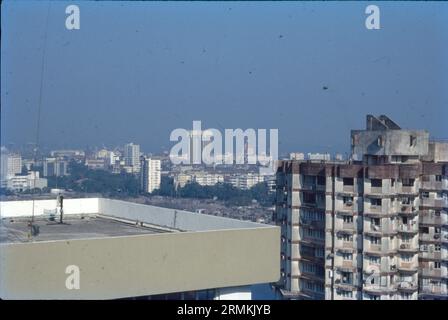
0,198,280,299
0,215,173,244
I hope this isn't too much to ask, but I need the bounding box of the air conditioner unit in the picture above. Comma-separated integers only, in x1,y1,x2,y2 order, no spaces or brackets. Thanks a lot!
346,201,353,206
434,234,440,239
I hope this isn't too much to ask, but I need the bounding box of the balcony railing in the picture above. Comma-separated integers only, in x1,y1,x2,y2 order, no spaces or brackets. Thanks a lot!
397,223,418,234
397,243,418,252
420,268,444,278
420,285,447,296
399,186,417,194
398,205,417,215
421,198,448,208
421,181,443,190
419,251,444,260
398,261,418,272
420,213,447,226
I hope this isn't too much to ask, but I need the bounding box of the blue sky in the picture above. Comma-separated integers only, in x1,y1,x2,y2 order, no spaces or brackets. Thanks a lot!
1,1,447,155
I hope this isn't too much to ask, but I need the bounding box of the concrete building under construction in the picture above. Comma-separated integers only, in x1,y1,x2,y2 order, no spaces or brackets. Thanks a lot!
274,115,448,300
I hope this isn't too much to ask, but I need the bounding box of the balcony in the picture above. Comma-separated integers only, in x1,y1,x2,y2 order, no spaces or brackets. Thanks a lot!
342,185,355,193
397,223,418,234
397,243,418,253
420,285,448,297
364,244,397,255
363,283,397,294
370,186,383,195
420,213,448,226
398,204,418,216
397,186,417,195
421,198,448,209
396,281,418,292
421,181,443,191
419,233,448,243
341,222,356,232
364,224,397,236
420,268,445,278
397,261,418,273
419,251,444,261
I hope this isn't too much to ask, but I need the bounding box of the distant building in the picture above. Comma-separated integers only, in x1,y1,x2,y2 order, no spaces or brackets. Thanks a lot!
3,171,47,192
43,158,68,177
140,157,161,193
307,153,331,161
85,158,107,170
1,152,22,180
50,149,85,160
226,173,264,190
193,172,224,186
290,153,305,160
124,143,140,173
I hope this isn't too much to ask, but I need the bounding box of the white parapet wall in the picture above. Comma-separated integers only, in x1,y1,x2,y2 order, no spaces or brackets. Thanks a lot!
0,198,281,299
0,198,100,218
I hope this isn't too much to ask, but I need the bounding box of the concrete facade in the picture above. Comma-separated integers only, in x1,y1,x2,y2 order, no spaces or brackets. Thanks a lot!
274,115,448,300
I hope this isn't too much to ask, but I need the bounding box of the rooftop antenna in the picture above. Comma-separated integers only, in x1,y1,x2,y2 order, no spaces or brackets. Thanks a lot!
30,1,51,237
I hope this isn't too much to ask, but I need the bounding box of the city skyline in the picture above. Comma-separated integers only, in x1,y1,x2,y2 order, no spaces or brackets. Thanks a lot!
2,2,448,154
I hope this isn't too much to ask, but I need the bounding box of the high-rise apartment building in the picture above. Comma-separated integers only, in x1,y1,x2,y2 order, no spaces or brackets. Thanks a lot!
0,152,22,180
274,115,447,300
124,143,141,173
43,158,68,177
140,156,161,193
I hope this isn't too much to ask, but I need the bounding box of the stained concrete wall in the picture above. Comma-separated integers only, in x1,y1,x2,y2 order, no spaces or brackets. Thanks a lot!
0,227,280,299
0,198,280,299
351,129,429,160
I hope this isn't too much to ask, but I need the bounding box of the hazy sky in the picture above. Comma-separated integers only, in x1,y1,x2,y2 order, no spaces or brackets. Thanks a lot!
2,1,447,155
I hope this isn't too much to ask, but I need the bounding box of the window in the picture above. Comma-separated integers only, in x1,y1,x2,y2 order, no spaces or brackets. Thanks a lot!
410,135,416,147
371,198,382,206
401,254,412,262
343,215,353,223
371,236,381,245
342,252,353,260
343,196,354,205
371,179,382,187
303,192,316,204
341,272,353,284
372,217,380,226
400,292,412,300
315,247,325,258
402,179,414,187
368,256,381,265
435,227,441,234
419,227,429,234
338,234,353,242
339,290,353,298
435,175,442,182
422,191,429,198
434,262,441,269
435,245,441,252
401,197,412,205
343,178,354,186
317,176,326,185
